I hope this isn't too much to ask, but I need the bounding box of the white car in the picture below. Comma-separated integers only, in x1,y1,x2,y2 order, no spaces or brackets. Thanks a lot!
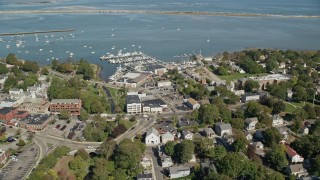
87,146,93,149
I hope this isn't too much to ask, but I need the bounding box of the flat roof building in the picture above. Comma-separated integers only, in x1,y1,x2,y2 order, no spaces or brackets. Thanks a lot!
126,95,142,114
18,114,53,131
50,99,81,115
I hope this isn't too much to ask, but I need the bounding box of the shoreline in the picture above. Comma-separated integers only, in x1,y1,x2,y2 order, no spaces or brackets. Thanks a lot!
0,9,320,19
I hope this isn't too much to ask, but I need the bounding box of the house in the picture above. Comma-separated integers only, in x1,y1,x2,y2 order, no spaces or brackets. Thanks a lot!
9,88,23,96
0,149,7,164
156,121,175,134
0,75,8,85
126,95,142,114
302,127,309,135
253,141,264,149
177,119,199,128
161,131,175,144
203,128,215,138
287,89,293,99
160,155,174,168
287,164,308,177
245,132,253,141
181,130,193,140
214,122,232,136
145,127,160,146
241,93,260,103
169,166,190,179
285,145,304,163
244,117,258,131
272,114,284,126
141,156,152,171
199,99,210,106
137,173,153,180
186,98,200,110
278,128,289,140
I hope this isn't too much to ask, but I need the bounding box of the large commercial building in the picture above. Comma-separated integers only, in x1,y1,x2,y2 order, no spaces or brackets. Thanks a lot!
18,114,53,131
126,95,142,114
0,107,29,125
50,99,81,115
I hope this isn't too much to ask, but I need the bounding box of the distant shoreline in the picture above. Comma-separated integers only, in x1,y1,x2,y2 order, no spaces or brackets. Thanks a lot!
0,9,320,19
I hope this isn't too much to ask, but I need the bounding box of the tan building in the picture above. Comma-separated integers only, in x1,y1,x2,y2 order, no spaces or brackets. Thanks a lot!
50,99,81,115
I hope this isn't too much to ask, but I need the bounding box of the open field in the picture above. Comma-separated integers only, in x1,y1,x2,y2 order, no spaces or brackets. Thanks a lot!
219,73,266,83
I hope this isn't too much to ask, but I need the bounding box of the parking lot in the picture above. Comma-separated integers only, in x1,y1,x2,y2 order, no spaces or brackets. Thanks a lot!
0,143,39,180
44,118,86,140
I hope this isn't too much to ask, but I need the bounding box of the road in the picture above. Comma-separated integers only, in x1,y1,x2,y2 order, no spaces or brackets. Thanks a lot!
0,143,39,180
146,147,164,180
201,66,224,83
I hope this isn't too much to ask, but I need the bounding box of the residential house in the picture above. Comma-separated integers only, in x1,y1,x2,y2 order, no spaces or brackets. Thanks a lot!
302,127,309,135
272,114,284,126
137,173,153,180
245,132,253,141
177,119,199,128
181,130,193,140
241,93,260,103
199,99,210,106
156,121,175,134
287,89,293,99
278,128,289,140
157,80,172,87
126,95,142,114
160,155,174,168
285,145,304,163
169,166,190,179
287,164,308,177
145,127,160,146
186,98,200,110
0,149,7,164
214,122,232,136
203,128,215,138
161,131,175,144
244,117,258,131
0,75,8,86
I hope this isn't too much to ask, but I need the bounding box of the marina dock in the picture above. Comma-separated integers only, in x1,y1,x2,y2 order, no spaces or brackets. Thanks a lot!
0,29,75,36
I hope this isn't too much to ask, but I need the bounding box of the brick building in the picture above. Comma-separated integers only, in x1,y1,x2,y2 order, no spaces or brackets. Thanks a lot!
0,107,29,125
18,114,53,131
50,99,82,115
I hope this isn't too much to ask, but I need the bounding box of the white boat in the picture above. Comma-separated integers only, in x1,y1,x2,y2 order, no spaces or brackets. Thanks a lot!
6,45,10,48
91,51,95,54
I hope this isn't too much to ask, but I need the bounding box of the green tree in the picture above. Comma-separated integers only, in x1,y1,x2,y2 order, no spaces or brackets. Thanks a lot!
292,86,307,102
198,104,220,125
263,127,283,147
17,139,26,146
41,67,49,75
244,80,260,93
215,66,228,76
311,155,320,176
0,63,9,74
113,168,127,180
265,146,288,171
3,75,18,93
93,159,115,180
265,59,279,72
69,156,87,179
100,139,116,159
272,101,286,115
59,110,71,120
174,140,195,163
230,118,244,130
232,134,248,153
303,104,317,119
6,53,18,65
79,109,89,121
75,148,90,160
164,141,175,156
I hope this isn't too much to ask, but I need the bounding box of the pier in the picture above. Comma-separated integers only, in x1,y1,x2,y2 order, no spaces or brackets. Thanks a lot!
0,29,75,36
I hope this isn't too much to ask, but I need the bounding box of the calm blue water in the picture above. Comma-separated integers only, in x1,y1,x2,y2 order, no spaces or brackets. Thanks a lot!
0,0,320,79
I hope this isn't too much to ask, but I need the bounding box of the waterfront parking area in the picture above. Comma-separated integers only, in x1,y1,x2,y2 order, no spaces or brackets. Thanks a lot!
0,143,39,180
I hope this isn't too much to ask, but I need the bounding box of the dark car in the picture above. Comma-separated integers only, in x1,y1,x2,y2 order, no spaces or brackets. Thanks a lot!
6,136,15,142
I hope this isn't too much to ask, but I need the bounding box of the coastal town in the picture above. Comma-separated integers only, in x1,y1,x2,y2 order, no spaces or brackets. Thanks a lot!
0,49,320,180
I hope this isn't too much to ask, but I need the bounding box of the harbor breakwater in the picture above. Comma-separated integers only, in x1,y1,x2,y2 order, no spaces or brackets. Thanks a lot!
1,9,320,18
0,29,75,36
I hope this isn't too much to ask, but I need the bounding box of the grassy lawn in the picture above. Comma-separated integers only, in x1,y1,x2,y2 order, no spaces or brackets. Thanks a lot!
119,119,136,129
107,87,119,99
285,103,298,114
219,73,266,83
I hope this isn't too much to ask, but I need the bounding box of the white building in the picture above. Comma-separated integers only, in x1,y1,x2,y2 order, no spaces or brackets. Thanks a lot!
142,99,167,113
157,80,172,87
186,98,200,110
169,166,190,179
272,114,284,126
285,145,304,163
242,93,260,103
160,155,174,168
126,95,142,114
141,156,152,170
0,75,8,85
9,88,23,96
161,131,175,144
181,130,193,140
244,117,258,131
145,127,160,146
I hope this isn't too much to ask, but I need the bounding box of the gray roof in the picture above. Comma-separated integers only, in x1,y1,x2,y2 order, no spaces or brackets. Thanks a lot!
19,114,51,125
245,117,258,125
126,95,141,104
0,107,17,114
169,166,190,175
146,127,159,137
137,173,152,179
203,128,215,134
289,164,305,173
51,99,81,104
272,114,283,120
142,98,166,108
216,123,232,130
182,130,192,137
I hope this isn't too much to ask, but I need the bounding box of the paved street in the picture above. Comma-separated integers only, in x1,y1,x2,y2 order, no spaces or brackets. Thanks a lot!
0,143,39,180
146,146,164,180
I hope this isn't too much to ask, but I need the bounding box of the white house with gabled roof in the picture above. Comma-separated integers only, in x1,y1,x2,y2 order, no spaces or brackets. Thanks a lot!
145,127,160,146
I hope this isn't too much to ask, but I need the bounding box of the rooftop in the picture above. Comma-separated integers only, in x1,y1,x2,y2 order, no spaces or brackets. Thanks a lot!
187,98,198,105
169,166,190,174
126,95,141,104
146,127,159,137
19,114,51,125
252,74,290,81
285,145,299,157
215,122,232,130
122,72,141,79
137,173,152,179
145,64,166,72
0,107,17,114
245,117,258,124
51,99,81,104
142,99,166,108
289,164,305,173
